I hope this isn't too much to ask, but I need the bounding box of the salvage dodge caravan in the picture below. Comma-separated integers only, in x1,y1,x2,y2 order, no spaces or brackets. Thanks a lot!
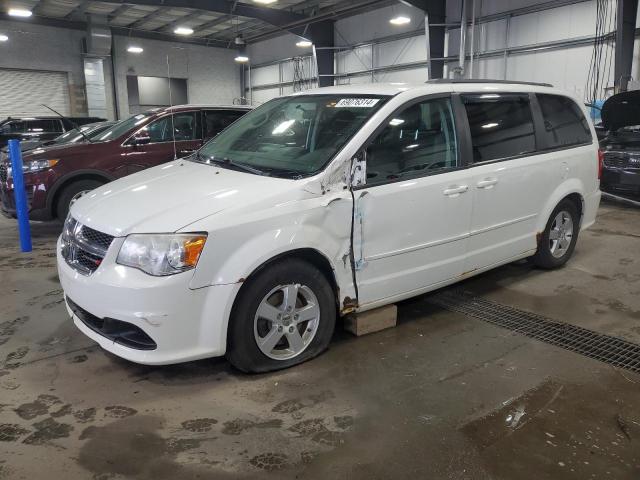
58,81,601,372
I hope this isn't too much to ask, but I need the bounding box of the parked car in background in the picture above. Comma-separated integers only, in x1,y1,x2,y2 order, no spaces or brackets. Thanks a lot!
598,90,640,196
0,121,116,161
57,82,600,373
0,116,106,147
0,105,250,221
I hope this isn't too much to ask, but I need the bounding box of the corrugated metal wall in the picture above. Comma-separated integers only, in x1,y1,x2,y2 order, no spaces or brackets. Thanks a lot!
247,0,637,104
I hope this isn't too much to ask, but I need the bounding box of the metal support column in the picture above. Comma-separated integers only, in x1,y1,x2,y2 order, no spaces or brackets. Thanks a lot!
309,20,335,87
615,0,638,92
401,0,446,78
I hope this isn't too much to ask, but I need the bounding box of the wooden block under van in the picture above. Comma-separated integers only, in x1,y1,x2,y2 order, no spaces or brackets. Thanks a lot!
344,304,397,336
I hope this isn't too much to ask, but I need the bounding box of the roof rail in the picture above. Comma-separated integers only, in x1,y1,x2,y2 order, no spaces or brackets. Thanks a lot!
426,79,553,88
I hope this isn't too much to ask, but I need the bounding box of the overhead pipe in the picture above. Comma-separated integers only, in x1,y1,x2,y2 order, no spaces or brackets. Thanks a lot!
469,0,476,78
458,0,467,77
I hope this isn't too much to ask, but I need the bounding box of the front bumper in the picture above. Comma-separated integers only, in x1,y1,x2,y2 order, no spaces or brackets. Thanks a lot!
0,175,52,221
57,236,239,365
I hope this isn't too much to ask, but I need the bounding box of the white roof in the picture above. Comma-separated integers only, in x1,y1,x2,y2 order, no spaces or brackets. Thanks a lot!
289,80,564,98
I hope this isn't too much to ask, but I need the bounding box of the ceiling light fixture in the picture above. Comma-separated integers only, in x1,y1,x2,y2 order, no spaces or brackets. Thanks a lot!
389,15,410,25
296,39,312,48
0,34,8,42
254,0,278,4
8,8,32,17
174,26,194,35
234,34,249,63
127,46,143,53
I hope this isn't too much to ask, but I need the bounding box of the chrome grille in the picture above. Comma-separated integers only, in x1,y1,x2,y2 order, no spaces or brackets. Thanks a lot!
603,151,640,169
61,216,114,275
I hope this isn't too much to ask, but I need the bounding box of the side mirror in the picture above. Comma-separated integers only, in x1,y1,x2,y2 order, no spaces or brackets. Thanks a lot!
131,132,151,146
349,150,367,188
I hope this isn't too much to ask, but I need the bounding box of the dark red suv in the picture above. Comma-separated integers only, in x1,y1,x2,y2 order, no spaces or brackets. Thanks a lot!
0,105,250,221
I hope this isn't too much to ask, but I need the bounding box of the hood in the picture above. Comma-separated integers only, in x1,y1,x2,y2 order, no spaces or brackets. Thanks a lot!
601,90,640,131
71,160,300,236
22,141,95,160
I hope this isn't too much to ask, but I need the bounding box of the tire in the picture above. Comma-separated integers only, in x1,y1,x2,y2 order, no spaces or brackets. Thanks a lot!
531,199,580,269
226,258,337,373
55,179,104,220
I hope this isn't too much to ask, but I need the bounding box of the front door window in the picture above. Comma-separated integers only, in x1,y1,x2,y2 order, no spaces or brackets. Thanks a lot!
365,97,458,185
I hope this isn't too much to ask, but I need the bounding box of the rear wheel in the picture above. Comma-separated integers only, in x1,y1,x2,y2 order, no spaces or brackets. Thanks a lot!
531,199,579,269
55,179,104,220
226,259,336,373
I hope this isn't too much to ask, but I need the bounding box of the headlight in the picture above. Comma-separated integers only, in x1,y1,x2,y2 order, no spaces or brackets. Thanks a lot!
7,159,59,177
116,233,207,276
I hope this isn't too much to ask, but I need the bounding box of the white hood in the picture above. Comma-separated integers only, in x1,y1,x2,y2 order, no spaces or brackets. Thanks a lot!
70,160,300,236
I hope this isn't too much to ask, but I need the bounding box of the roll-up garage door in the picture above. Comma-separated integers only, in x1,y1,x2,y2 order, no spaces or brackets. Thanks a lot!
0,69,71,118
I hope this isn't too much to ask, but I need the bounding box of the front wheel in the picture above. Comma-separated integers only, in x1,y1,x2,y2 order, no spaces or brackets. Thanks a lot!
55,179,104,220
531,199,580,269
226,259,336,373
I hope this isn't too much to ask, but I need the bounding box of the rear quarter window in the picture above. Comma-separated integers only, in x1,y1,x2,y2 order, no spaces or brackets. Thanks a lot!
537,94,592,148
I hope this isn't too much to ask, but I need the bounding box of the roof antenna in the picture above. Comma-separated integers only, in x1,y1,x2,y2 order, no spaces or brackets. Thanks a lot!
166,53,177,161
41,104,92,143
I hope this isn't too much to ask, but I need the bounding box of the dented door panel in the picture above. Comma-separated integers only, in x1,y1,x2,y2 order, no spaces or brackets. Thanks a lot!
353,169,474,307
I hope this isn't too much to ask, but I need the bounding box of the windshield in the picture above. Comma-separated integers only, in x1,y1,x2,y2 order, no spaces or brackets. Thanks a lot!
93,112,155,142
195,95,389,177
48,123,111,145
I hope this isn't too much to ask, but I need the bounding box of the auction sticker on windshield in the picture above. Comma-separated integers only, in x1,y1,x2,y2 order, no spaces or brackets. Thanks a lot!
335,98,380,108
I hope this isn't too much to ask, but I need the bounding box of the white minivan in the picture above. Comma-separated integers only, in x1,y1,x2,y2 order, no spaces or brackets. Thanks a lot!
58,81,601,372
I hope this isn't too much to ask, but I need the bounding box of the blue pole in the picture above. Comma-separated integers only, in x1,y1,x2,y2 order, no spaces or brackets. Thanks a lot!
8,139,32,253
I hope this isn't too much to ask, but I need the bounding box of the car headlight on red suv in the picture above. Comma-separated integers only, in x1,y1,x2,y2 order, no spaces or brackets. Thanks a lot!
7,158,59,177
116,233,207,276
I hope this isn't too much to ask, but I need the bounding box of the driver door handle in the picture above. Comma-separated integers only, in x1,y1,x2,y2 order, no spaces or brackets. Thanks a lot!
443,185,469,197
477,178,498,189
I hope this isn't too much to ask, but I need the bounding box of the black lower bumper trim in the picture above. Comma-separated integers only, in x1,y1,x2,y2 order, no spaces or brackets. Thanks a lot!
67,297,157,351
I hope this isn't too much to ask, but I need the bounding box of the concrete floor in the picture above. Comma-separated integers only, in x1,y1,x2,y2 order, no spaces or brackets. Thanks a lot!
0,201,639,479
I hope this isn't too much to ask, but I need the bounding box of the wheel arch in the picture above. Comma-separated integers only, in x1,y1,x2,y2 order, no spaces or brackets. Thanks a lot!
48,170,114,218
223,248,343,346
536,180,586,234
232,248,340,315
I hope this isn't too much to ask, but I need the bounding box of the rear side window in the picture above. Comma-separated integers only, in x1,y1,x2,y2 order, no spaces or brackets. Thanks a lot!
203,110,245,139
26,119,63,133
0,121,23,134
462,94,536,162
537,94,592,148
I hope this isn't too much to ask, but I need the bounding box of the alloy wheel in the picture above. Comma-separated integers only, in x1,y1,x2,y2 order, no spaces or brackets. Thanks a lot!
253,283,320,360
549,210,574,258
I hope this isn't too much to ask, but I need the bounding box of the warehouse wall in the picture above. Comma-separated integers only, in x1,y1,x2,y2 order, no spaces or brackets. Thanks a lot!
111,35,240,118
444,0,624,101
246,0,640,104
0,20,241,121
0,19,99,117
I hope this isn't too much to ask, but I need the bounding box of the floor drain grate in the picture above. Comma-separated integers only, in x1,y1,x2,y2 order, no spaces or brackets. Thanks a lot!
428,289,640,374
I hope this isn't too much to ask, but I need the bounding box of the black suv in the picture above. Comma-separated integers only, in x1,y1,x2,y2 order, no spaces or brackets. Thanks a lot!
598,91,640,196
0,116,106,147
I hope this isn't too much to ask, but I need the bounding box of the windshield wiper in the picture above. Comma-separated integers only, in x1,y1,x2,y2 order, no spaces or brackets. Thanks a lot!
196,152,267,176
259,167,304,179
